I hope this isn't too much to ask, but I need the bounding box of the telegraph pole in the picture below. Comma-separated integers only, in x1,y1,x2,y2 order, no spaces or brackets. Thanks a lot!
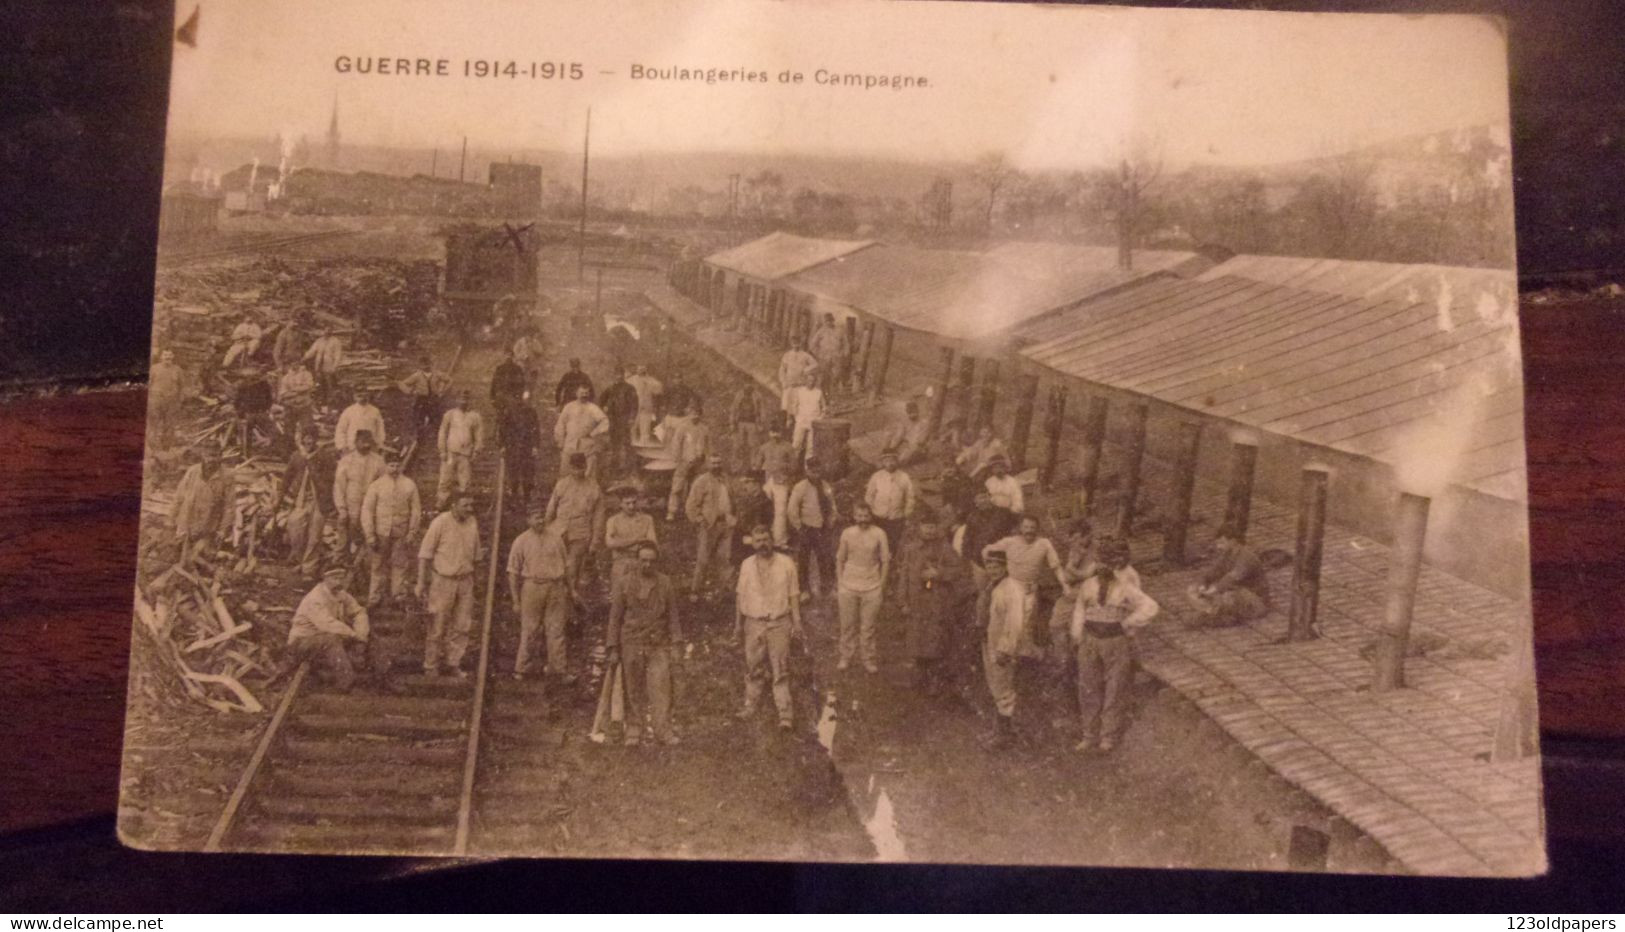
578,106,591,282
459,136,468,183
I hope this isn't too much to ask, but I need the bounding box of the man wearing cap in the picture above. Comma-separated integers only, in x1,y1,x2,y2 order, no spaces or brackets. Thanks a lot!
417,492,482,677
1071,538,1159,753
280,428,337,576
508,508,572,681
664,404,710,522
753,423,796,482
277,357,317,444
864,447,915,567
901,512,972,699
962,487,1019,589
397,355,447,446
608,542,684,746
333,430,386,556
512,327,543,385
599,366,641,473
148,349,186,446
956,424,1007,481
554,357,595,408
282,567,371,692
980,548,1031,748
360,452,422,608
835,503,890,673
983,456,1024,515
555,383,609,480
734,526,803,730
334,388,385,457
303,328,344,407
939,458,980,520
787,463,838,599
684,452,735,598
437,390,484,510
1185,524,1272,627
544,452,604,597
603,486,657,592
491,346,530,414
271,317,303,371
498,396,542,509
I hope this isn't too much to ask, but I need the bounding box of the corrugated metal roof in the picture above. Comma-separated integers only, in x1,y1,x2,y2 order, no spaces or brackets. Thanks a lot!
781,243,1196,341
1199,255,1517,327
1020,274,1526,502
703,231,874,281
987,242,1211,289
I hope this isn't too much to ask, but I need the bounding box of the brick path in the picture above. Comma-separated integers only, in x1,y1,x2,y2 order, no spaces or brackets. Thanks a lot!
646,284,1545,876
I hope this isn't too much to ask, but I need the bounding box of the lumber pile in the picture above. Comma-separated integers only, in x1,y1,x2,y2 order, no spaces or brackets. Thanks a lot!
133,561,276,715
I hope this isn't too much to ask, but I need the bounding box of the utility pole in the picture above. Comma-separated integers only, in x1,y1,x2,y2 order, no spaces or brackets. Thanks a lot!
578,106,591,282
728,173,741,244
430,148,438,178
459,136,468,183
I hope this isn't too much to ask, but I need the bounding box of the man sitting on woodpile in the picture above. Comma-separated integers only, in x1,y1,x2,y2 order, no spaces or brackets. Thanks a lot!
279,566,371,693
223,312,264,369
956,424,1008,480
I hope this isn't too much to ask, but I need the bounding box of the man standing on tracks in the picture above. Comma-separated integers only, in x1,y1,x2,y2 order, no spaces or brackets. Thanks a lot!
498,397,541,509
417,490,482,678
280,427,337,576
303,327,344,408
808,313,849,397
555,383,609,480
864,447,915,568
835,503,890,673
335,387,386,457
360,452,422,608
437,390,484,510
599,366,640,475
508,506,572,682
147,349,185,447
491,346,529,414
603,485,656,593
980,549,1030,749
282,566,371,692
397,354,447,447
684,452,735,599
627,363,663,446
734,525,803,731
607,542,684,746
554,357,595,408
544,452,603,600
333,430,386,558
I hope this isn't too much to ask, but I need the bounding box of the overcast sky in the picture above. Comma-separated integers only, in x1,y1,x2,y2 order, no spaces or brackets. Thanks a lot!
168,0,1511,170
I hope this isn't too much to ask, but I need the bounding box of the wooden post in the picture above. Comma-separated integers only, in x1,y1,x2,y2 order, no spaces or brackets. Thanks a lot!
1224,438,1260,541
1372,492,1431,691
1115,403,1148,539
1286,466,1330,642
1040,385,1067,489
1078,395,1109,515
926,347,955,444
869,325,895,399
976,361,1001,435
856,321,877,390
1009,374,1040,472
1163,420,1203,565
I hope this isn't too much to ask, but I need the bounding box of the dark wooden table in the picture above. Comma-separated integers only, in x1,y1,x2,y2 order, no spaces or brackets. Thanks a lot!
1,298,1623,910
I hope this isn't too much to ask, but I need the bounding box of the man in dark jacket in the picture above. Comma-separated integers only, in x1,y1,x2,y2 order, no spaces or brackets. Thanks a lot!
554,357,595,408
598,366,640,474
960,487,1019,588
606,543,684,746
491,348,529,414
233,364,276,458
499,399,542,509
1184,524,1272,627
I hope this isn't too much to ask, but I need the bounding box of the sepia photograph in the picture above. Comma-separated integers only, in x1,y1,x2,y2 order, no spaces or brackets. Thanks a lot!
119,0,1541,875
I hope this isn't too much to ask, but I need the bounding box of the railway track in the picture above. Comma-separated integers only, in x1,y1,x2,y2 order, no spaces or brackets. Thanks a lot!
159,230,355,267
204,339,524,855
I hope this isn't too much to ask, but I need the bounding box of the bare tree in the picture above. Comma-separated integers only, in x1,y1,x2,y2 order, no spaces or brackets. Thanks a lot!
742,170,786,220
1090,148,1164,270
970,152,1019,230
919,177,953,231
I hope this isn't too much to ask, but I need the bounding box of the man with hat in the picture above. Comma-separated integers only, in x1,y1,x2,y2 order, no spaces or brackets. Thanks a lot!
223,312,263,368
335,387,386,457
148,348,186,446
734,525,803,731
1070,537,1159,753
417,491,482,677
603,485,657,593
437,390,484,510
599,366,641,474
544,451,604,598
555,382,609,480
752,422,796,482
490,345,530,414
508,506,572,681
282,566,371,692
608,542,684,746
498,396,542,509
980,548,1031,749
983,455,1024,515
333,429,386,557
277,356,317,444
901,511,972,699
360,451,422,608
554,357,596,408
787,463,838,599
664,403,710,522
684,452,736,598
864,446,915,568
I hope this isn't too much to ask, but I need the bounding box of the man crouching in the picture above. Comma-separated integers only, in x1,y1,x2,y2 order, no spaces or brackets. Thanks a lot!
279,566,371,692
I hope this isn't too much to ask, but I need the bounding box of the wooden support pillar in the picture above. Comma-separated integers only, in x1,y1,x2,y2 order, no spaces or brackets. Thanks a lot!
869,325,895,399
1009,374,1040,472
1040,384,1067,489
1286,466,1330,642
1078,395,1109,515
1372,492,1431,691
1224,438,1260,541
975,361,1001,435
1115,403,1149,539
855,321,876,390
1163,420,1203,565
926,347,955,444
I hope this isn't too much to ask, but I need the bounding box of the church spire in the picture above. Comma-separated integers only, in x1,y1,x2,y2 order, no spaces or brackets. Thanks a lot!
325,95,341,167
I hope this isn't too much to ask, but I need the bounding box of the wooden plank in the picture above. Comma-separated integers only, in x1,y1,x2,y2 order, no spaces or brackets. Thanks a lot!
204,663,306,852
455,457,505,855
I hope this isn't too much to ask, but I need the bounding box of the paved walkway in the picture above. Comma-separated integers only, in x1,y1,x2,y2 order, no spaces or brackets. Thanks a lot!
645,283,1545,877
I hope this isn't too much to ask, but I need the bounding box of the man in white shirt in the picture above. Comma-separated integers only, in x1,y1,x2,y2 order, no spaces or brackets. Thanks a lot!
983,456,1024,514
335,388,386,456
627,364,663,446
685,453,735,597
786,382,825,463
864,448,915,567
555,382,609,479
734,526,803,730
1070,537,1158,754
223,314,263,368
333,430,386,556
507,508,572,681
303,328,344,406
360,452,422,608
778,338,818,406
280,566,370,692
807,314,849,396
664,405,710,522
836,503,891,673
437,390,484,510
416,492,482,677
981,514,1066,658
981,550,1031,749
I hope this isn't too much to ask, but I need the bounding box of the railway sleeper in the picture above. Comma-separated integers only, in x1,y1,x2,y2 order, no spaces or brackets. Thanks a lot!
279,738,464,765
292,713,467,738
299,692,469,719
254,793,458,823
233,822,455,852
269,764,460,797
